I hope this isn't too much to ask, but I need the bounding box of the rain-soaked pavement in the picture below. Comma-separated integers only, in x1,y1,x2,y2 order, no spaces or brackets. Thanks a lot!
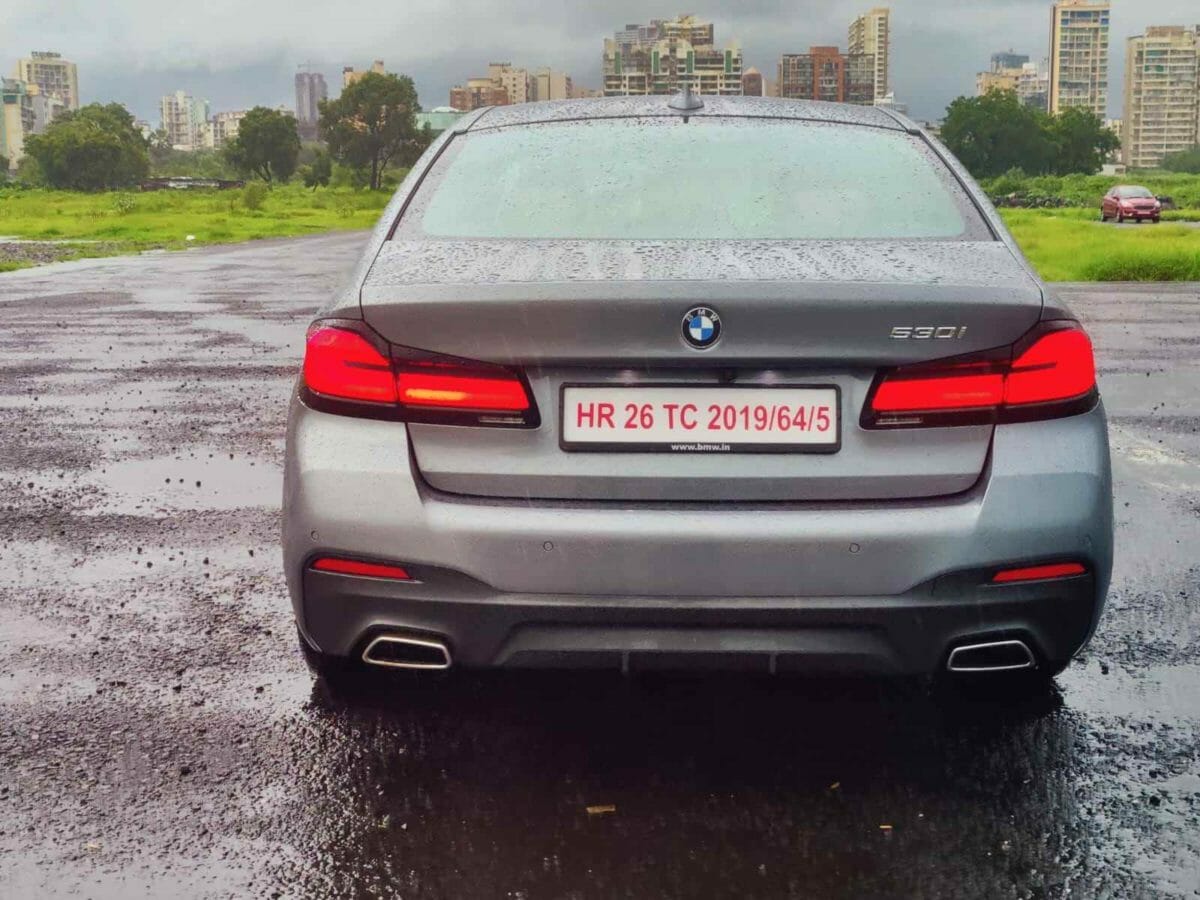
1,234,1198,898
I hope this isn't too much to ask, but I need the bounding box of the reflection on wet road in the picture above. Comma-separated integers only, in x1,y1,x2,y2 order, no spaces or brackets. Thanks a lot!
1,237,1197,898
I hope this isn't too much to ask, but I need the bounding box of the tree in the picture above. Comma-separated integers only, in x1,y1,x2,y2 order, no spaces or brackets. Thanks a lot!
1046,106,1120,176
150,147,239,180
23,103,149,190
941,91,1124,179
224,107,301,184
301,149,332,189
939,91,1054,179
147,127,174,170
1162,145,1200,174
319,72,430,190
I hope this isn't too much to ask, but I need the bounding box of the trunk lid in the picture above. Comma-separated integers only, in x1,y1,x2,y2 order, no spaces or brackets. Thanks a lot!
360,238,1043,502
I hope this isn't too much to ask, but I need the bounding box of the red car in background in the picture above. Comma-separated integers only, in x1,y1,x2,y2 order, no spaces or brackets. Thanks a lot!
1101,185,1162,223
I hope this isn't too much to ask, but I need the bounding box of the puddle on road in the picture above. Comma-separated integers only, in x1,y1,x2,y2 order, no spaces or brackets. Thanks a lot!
1063,659,1200,722
0,668,99,703
90,452,280,513
188,315,303,358
0,380,184,412
12,449,280,514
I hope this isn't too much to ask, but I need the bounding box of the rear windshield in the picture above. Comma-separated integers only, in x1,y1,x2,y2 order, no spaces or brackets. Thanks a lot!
397,117,988,241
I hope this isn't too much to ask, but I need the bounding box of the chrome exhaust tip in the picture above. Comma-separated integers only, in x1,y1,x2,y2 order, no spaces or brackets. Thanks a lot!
362,634,452,670
946,639,1036,674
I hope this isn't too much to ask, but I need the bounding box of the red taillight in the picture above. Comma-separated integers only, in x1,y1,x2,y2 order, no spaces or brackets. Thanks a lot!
865,322,1097,428
870,362,1004,413
992,562,1087,584
304,325,397,404
397,370,531,411
300,320,538,426
1004,328,1095,406
310,557,413,580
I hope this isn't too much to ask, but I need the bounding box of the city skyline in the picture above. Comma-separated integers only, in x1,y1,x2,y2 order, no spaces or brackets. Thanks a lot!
2,0,1197,126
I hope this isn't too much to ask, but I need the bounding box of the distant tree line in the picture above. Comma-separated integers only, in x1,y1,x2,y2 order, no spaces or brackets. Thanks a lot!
939,90,1120,180
14,71,433,192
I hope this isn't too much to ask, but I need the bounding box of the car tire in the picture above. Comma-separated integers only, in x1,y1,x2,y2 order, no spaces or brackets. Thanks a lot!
1117,211,1125,224
1152,216,1160,224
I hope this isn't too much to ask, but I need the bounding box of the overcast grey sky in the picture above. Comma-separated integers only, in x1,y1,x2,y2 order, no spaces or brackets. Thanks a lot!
3,1,1197,124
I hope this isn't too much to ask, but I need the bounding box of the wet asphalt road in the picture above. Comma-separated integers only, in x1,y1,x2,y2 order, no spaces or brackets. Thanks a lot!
1,234,1198,899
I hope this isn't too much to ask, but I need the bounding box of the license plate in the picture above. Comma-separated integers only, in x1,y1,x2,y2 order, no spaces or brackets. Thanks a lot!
560,385,840,453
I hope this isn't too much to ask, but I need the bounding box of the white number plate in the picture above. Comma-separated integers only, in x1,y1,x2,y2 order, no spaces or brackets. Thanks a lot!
561,386,840,453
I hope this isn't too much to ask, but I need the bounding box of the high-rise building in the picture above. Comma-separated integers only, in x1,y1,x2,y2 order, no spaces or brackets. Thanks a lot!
1,78,35,168
450,79,510,111
343,60,386,88
531,68,573,101
848,8,890,102
449,63,537,109
603,15,742,96
1017,60,1051,110
991,51,1031,72
27,83,67,133
741,67,765,97
977,57,1049,110
294,68,327,141
1123,26,1200,169
160,90,210,151
13,52,79,111
488,63,530,104
209,110,248,149
977,69,1021,96
1048,0,1110,116
779,47,876,104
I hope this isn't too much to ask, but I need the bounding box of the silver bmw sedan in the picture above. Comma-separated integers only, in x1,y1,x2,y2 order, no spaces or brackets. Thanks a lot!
283,95,1112,690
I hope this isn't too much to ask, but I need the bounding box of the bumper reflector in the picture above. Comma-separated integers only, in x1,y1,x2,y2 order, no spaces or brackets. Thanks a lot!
310,558,412,580
992,562,1086,584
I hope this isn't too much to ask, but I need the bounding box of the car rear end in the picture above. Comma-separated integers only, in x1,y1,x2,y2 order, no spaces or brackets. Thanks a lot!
284,99,1112,680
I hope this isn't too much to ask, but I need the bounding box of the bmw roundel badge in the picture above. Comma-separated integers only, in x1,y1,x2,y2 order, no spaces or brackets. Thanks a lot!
681,307,722,350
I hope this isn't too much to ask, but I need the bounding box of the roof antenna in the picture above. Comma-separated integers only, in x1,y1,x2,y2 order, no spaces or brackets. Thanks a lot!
669,82,704,114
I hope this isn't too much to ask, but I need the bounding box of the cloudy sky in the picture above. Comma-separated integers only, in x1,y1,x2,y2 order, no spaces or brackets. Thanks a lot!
3,0,1196,124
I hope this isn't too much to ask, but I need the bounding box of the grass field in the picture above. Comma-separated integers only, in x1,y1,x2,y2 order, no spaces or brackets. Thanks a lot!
0,184,392,272
998,208,1200,281
2,183,1198,281
980,170,1200,209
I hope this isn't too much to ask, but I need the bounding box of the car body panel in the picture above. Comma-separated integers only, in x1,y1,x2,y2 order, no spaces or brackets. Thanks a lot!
284,394,1112,670
361,241,1041,364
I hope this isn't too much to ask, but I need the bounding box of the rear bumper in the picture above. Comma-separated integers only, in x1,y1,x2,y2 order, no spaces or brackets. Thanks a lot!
300,565,1099,675
284,394,1113,675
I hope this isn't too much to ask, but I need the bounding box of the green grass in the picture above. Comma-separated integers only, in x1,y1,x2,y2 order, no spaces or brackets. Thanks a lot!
999,209,1200,281
981,170,1200,208
0,182,393,270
